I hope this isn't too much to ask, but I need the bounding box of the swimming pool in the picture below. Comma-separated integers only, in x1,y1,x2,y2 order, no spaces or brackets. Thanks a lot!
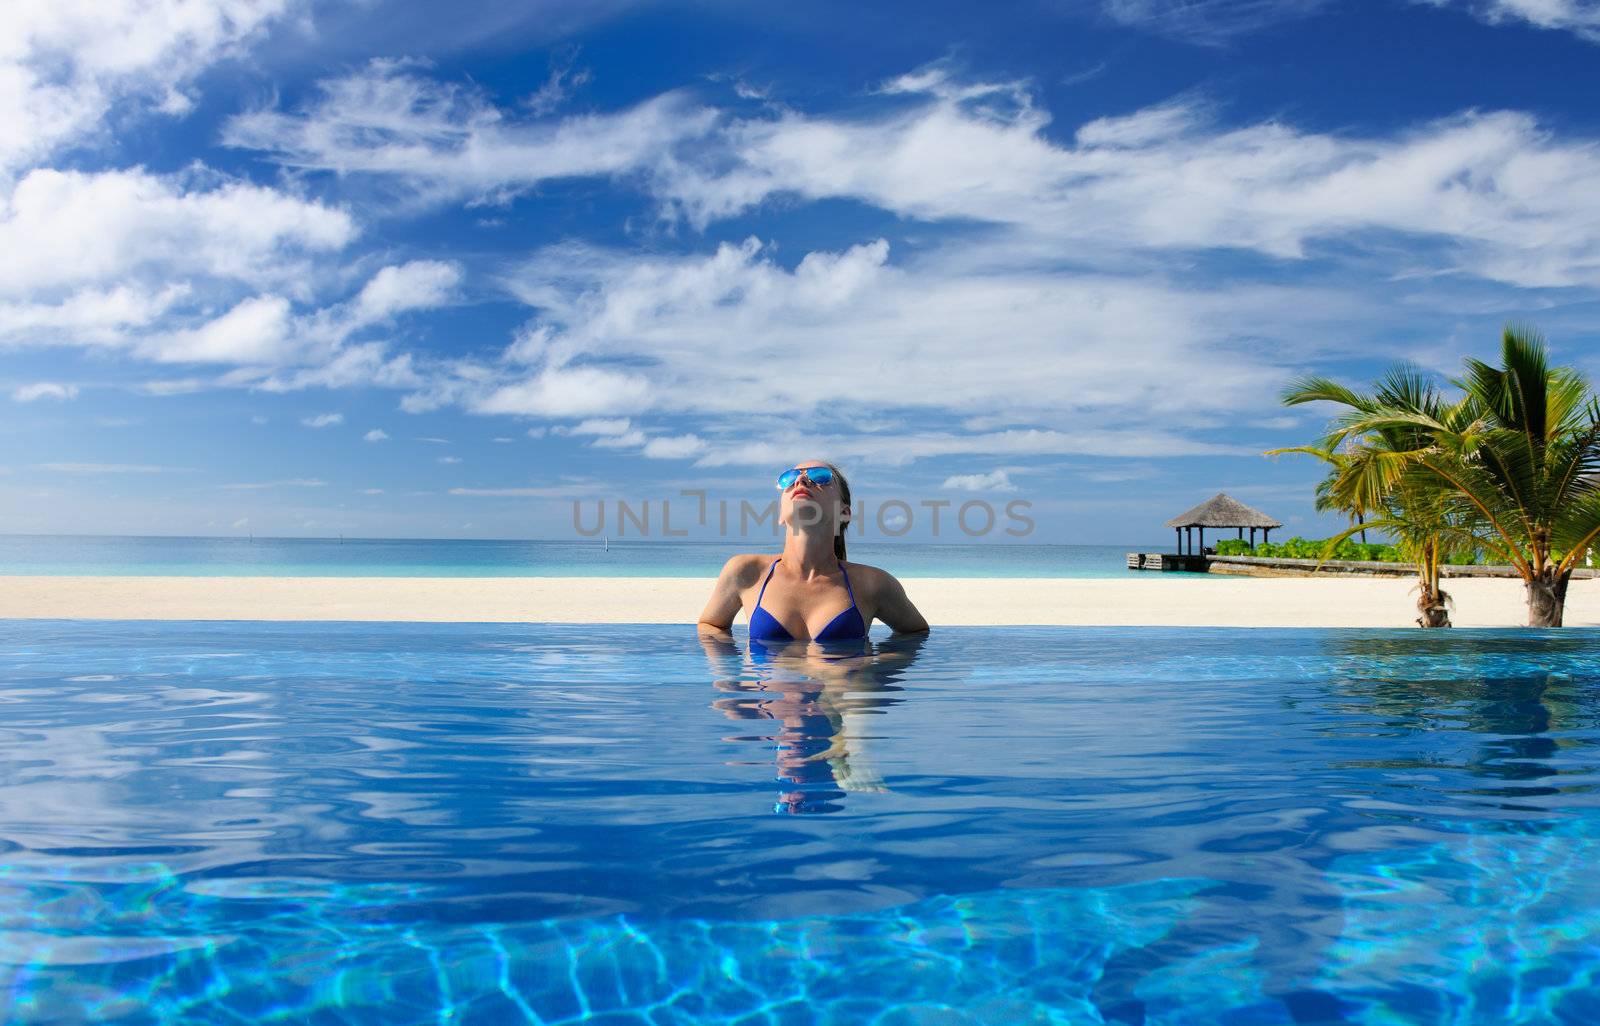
1,621,1597,1023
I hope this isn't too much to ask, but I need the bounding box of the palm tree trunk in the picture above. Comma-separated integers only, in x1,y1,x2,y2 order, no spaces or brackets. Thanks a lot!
1525,567,1572,627
1416,585,1452,627
1415,542,1451,628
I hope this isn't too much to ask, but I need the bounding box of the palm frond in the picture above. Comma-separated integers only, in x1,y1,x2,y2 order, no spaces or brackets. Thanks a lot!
1280,375,1373,410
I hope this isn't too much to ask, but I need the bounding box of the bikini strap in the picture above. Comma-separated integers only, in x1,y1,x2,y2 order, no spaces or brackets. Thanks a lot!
757,558,856,610
754,558,781,609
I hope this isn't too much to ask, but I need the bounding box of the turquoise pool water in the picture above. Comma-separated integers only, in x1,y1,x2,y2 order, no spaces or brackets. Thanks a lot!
1,622,1598,1023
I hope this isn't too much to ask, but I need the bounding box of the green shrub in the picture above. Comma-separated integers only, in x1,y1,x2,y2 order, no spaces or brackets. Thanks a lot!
1209,535,1458,563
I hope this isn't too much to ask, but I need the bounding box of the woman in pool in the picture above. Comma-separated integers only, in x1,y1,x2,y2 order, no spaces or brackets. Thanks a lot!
698,460,929,640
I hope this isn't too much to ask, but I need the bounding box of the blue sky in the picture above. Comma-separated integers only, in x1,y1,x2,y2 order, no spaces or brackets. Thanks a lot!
5,0,1600,544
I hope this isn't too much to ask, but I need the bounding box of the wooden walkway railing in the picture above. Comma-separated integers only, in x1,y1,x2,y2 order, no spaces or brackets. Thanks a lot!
1204,555,1599,579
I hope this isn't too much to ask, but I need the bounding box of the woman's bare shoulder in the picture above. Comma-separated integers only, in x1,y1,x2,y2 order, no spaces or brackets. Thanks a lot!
720,552,776,585
841,561,900,593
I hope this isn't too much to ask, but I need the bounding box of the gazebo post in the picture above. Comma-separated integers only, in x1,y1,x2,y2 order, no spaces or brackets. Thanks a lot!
1198,526,1205,554
1174,527,1182,554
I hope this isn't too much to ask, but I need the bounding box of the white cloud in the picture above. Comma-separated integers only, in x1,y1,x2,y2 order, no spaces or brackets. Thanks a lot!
364,428,389,442
381,217,1438,470
0,168,435,392
566,417,632,436
0,166,389,386
529,63,592,117
1429,0,1600,41
641,433,706,459
437,455,461,464
352,259,461,323
141,377,209,396
1097,0,1328,44
0,284,187,345
491,436,513,443
183,55,1600,302
166,57,1600,466
148,295,292,364
301,412,343,428
253,344,423,392
690,427,1257,469
226,61,1600,288
0,0,304,173
591,429,647,448
211,261,458,389
223,58,718,206
11,381,77,402
0,168,354,298
941,470,1016,492
472,365,651,418
647,65,1600,288
452,236,1305,450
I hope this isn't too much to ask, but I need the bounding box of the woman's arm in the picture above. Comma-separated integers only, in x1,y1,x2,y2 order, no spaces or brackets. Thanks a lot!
869,569,930,634
698,555,757,639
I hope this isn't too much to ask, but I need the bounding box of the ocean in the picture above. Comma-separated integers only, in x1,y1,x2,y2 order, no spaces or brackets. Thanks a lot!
0,535,1159,578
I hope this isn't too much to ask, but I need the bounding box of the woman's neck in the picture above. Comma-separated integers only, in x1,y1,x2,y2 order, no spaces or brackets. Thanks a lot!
780,529,839,577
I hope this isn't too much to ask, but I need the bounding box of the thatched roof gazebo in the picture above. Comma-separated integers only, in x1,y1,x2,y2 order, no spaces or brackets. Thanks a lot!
1165,493,1282,555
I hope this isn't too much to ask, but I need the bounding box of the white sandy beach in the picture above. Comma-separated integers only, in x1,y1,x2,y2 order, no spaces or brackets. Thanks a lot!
1,574,1595,628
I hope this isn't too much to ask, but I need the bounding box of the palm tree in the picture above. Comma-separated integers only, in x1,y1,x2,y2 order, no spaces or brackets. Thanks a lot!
1273,364,1473,628
1345,326,1600,627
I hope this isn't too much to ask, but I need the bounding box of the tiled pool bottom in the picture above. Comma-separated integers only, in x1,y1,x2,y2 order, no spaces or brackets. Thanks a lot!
3,623,1600,1024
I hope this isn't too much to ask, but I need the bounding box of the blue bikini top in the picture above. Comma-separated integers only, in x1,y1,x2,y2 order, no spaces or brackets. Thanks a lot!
748,558,867,642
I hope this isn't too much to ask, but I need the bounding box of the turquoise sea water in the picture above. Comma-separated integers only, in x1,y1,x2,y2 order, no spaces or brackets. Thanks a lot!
0,535,1154,578
3,621,1600,1022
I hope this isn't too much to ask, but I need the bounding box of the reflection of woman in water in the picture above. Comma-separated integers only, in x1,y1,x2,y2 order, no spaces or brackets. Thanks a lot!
700,631,927,814
697,460,929,642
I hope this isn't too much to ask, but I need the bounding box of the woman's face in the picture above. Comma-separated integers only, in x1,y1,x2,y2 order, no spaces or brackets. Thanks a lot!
778,460,842,531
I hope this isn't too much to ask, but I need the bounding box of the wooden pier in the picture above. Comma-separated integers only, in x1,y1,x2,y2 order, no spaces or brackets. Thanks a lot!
1126,552,1210,572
